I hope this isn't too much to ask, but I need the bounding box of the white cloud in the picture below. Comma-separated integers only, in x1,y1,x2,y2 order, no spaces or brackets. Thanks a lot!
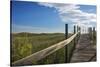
38,2,96,28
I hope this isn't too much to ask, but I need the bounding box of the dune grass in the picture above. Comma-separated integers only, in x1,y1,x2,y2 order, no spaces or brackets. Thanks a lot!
11,32,74,65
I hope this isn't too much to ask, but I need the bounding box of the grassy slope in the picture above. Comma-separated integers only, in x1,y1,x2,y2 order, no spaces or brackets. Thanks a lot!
11,32,74,64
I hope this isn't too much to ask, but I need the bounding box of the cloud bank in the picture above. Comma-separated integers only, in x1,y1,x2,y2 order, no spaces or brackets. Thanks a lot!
38,2,96,28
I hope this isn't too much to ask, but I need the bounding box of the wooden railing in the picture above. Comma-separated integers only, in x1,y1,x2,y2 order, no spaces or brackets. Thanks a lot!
12,31,80,66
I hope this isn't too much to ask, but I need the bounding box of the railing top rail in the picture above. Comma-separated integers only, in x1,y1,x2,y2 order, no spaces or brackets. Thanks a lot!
12,32,79,66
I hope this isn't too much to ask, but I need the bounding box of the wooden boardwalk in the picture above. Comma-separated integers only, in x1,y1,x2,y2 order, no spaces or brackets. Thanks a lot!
70,34,96,63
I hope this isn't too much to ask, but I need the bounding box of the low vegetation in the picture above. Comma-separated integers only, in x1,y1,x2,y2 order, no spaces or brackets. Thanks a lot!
11,32,74,65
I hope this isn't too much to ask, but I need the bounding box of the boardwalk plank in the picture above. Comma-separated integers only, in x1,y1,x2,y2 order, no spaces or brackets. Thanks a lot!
70,34,96,63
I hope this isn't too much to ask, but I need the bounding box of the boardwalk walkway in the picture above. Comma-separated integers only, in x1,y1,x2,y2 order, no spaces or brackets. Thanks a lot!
70,34,96,63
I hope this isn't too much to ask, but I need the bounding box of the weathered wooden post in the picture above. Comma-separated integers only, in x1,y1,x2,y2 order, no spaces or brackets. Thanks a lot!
77,25,78,32
93,27,95,45
88,27,92,40
69,25,76,62
78,26,81,38
74,25,76,49
65,24,68,63
77,25,79,43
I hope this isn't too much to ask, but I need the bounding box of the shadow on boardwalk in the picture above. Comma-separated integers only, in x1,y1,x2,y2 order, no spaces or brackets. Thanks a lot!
70,34,96,63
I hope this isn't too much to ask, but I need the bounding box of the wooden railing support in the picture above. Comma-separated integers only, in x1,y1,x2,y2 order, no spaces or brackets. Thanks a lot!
74,25,76,49
65,24,68,63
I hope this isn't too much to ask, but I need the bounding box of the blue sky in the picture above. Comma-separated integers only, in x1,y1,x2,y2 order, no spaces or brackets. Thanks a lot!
11,0,96,33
